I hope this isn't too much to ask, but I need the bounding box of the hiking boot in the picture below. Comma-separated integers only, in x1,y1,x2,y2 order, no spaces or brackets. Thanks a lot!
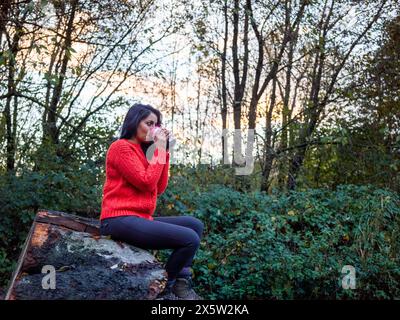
155,280,180,300
172,277,204,300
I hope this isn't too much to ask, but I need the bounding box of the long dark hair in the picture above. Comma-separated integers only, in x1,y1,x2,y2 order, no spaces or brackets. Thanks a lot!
119,103,163,155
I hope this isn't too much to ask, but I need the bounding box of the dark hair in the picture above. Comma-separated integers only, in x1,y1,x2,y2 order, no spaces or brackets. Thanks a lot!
119,103,163,155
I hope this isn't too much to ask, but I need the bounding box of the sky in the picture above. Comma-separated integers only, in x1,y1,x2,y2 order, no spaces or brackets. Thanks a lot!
3,0,399,168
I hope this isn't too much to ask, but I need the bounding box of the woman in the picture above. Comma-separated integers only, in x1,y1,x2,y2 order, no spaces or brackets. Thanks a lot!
100,103,204,300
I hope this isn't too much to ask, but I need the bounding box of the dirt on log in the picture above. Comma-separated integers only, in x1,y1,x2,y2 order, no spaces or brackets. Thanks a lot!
5,210,168,300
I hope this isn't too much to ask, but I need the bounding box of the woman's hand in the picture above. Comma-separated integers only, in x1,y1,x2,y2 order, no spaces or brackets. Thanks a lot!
160,127,170,140
154,128,168,150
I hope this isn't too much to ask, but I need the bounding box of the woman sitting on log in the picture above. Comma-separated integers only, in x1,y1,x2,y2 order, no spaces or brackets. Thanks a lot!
99,103,204,300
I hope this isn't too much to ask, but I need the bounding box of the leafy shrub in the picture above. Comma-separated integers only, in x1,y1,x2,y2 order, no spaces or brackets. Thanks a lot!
157,182,400,299
0,160,103,288
1,158,399,299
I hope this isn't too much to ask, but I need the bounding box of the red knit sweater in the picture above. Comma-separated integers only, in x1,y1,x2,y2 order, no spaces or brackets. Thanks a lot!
100,138,170,221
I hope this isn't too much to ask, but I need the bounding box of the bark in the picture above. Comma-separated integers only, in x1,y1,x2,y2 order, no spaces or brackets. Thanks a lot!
232,0,249,166
220,0,228,164
44,0,78,147
260,77,278,192
5,210,167,300
3,4,25,172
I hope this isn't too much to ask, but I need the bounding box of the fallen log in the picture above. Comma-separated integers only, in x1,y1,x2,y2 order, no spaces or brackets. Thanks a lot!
5,209,167,300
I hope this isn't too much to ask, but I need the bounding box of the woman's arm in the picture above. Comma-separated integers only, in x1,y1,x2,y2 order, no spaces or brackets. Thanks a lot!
111,143,167,192
157,152,170,195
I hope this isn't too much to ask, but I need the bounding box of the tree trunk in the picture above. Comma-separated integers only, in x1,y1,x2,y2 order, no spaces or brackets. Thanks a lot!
260,77,277,192
44,0,78,149
220,0,228,165
231,0,249,167
5,210,167,300
4,12,23,172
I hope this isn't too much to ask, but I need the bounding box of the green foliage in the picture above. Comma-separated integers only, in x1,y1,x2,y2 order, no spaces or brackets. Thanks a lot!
1,155,399,299
156,182,400,299
0,158,103,288
317,15,400,193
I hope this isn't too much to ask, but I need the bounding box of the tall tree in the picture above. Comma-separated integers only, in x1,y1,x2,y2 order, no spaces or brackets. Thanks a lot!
286,0,390,190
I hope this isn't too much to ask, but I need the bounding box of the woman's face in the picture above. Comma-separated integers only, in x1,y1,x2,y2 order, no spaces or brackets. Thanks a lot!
134,112,158,143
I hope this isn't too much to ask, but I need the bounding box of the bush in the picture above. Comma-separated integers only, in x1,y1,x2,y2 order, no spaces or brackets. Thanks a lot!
1,158,399,299
157,182,400,299
0,160,103,288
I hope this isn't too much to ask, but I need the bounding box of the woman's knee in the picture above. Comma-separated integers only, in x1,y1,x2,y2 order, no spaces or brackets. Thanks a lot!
186,216,204,237
185,229,201,248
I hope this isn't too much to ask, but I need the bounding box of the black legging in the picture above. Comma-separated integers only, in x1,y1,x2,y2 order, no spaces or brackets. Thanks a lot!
100,215,204,279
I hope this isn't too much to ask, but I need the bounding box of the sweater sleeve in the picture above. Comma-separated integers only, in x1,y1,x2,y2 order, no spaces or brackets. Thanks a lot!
157,152,170,195
112,143,166,192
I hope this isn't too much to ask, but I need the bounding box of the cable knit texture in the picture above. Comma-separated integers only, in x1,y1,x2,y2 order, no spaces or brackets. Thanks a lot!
100,138,170,221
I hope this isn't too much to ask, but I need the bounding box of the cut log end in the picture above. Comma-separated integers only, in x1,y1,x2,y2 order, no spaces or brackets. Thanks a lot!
5,209,167,300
